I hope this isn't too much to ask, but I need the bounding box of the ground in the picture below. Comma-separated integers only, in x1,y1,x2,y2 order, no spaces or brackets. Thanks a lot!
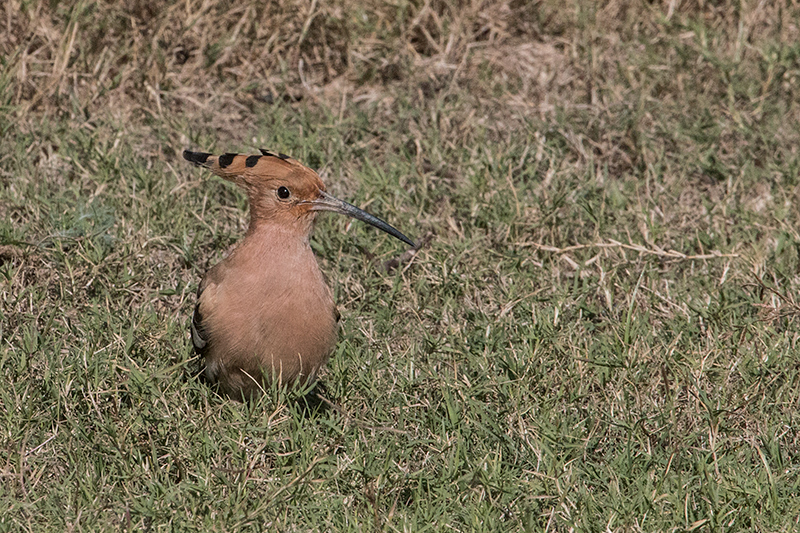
1,0,799,531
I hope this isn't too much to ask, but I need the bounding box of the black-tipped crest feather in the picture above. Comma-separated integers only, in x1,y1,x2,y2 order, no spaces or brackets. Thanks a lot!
183,150,212,166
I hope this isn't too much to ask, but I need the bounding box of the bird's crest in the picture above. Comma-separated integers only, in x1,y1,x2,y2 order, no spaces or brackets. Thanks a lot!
183,147,415,246
183,149,303,180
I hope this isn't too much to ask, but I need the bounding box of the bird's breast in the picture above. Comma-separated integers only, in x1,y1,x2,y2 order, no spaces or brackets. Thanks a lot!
198,237,338,397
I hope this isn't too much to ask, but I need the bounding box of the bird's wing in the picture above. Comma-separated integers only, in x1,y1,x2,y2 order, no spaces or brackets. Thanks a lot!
191,263,226,355
191,303,207,354
191,279,210,355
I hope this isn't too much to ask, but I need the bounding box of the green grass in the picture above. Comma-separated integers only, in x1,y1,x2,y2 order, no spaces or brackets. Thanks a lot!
1,0,800,531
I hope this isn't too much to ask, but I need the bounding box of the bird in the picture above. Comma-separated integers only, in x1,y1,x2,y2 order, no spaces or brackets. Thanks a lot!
183,148,415,400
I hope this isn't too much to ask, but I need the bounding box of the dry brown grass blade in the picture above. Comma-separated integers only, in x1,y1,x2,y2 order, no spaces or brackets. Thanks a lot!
527,240,739,261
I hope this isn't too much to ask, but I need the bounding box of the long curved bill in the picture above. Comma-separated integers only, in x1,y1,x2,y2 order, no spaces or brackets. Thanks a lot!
310,191,416,248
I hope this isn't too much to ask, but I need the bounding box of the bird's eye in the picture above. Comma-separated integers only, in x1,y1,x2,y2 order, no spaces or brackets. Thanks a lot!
277,186,291,200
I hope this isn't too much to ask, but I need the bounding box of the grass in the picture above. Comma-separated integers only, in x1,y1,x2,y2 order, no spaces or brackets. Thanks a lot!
1,0,800,530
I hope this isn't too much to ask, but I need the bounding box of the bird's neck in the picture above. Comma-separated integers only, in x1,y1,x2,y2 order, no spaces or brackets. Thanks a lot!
241,218,314,255
247,211,314,237
231,219,323,286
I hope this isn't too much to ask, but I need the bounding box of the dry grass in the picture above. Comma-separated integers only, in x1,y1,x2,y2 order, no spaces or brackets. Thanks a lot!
2,0,800,531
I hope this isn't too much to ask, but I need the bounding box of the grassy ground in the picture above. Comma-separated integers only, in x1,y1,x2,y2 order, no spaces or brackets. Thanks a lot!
2,0,800,530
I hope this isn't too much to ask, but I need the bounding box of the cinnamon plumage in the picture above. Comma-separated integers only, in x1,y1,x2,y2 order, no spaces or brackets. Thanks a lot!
183,149,414,400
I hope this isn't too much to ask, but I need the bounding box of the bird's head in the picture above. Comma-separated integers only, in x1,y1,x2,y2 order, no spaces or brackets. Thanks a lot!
183,149,415,247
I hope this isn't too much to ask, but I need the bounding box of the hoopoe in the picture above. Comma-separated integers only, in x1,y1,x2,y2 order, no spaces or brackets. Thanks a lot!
183,149,414,400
